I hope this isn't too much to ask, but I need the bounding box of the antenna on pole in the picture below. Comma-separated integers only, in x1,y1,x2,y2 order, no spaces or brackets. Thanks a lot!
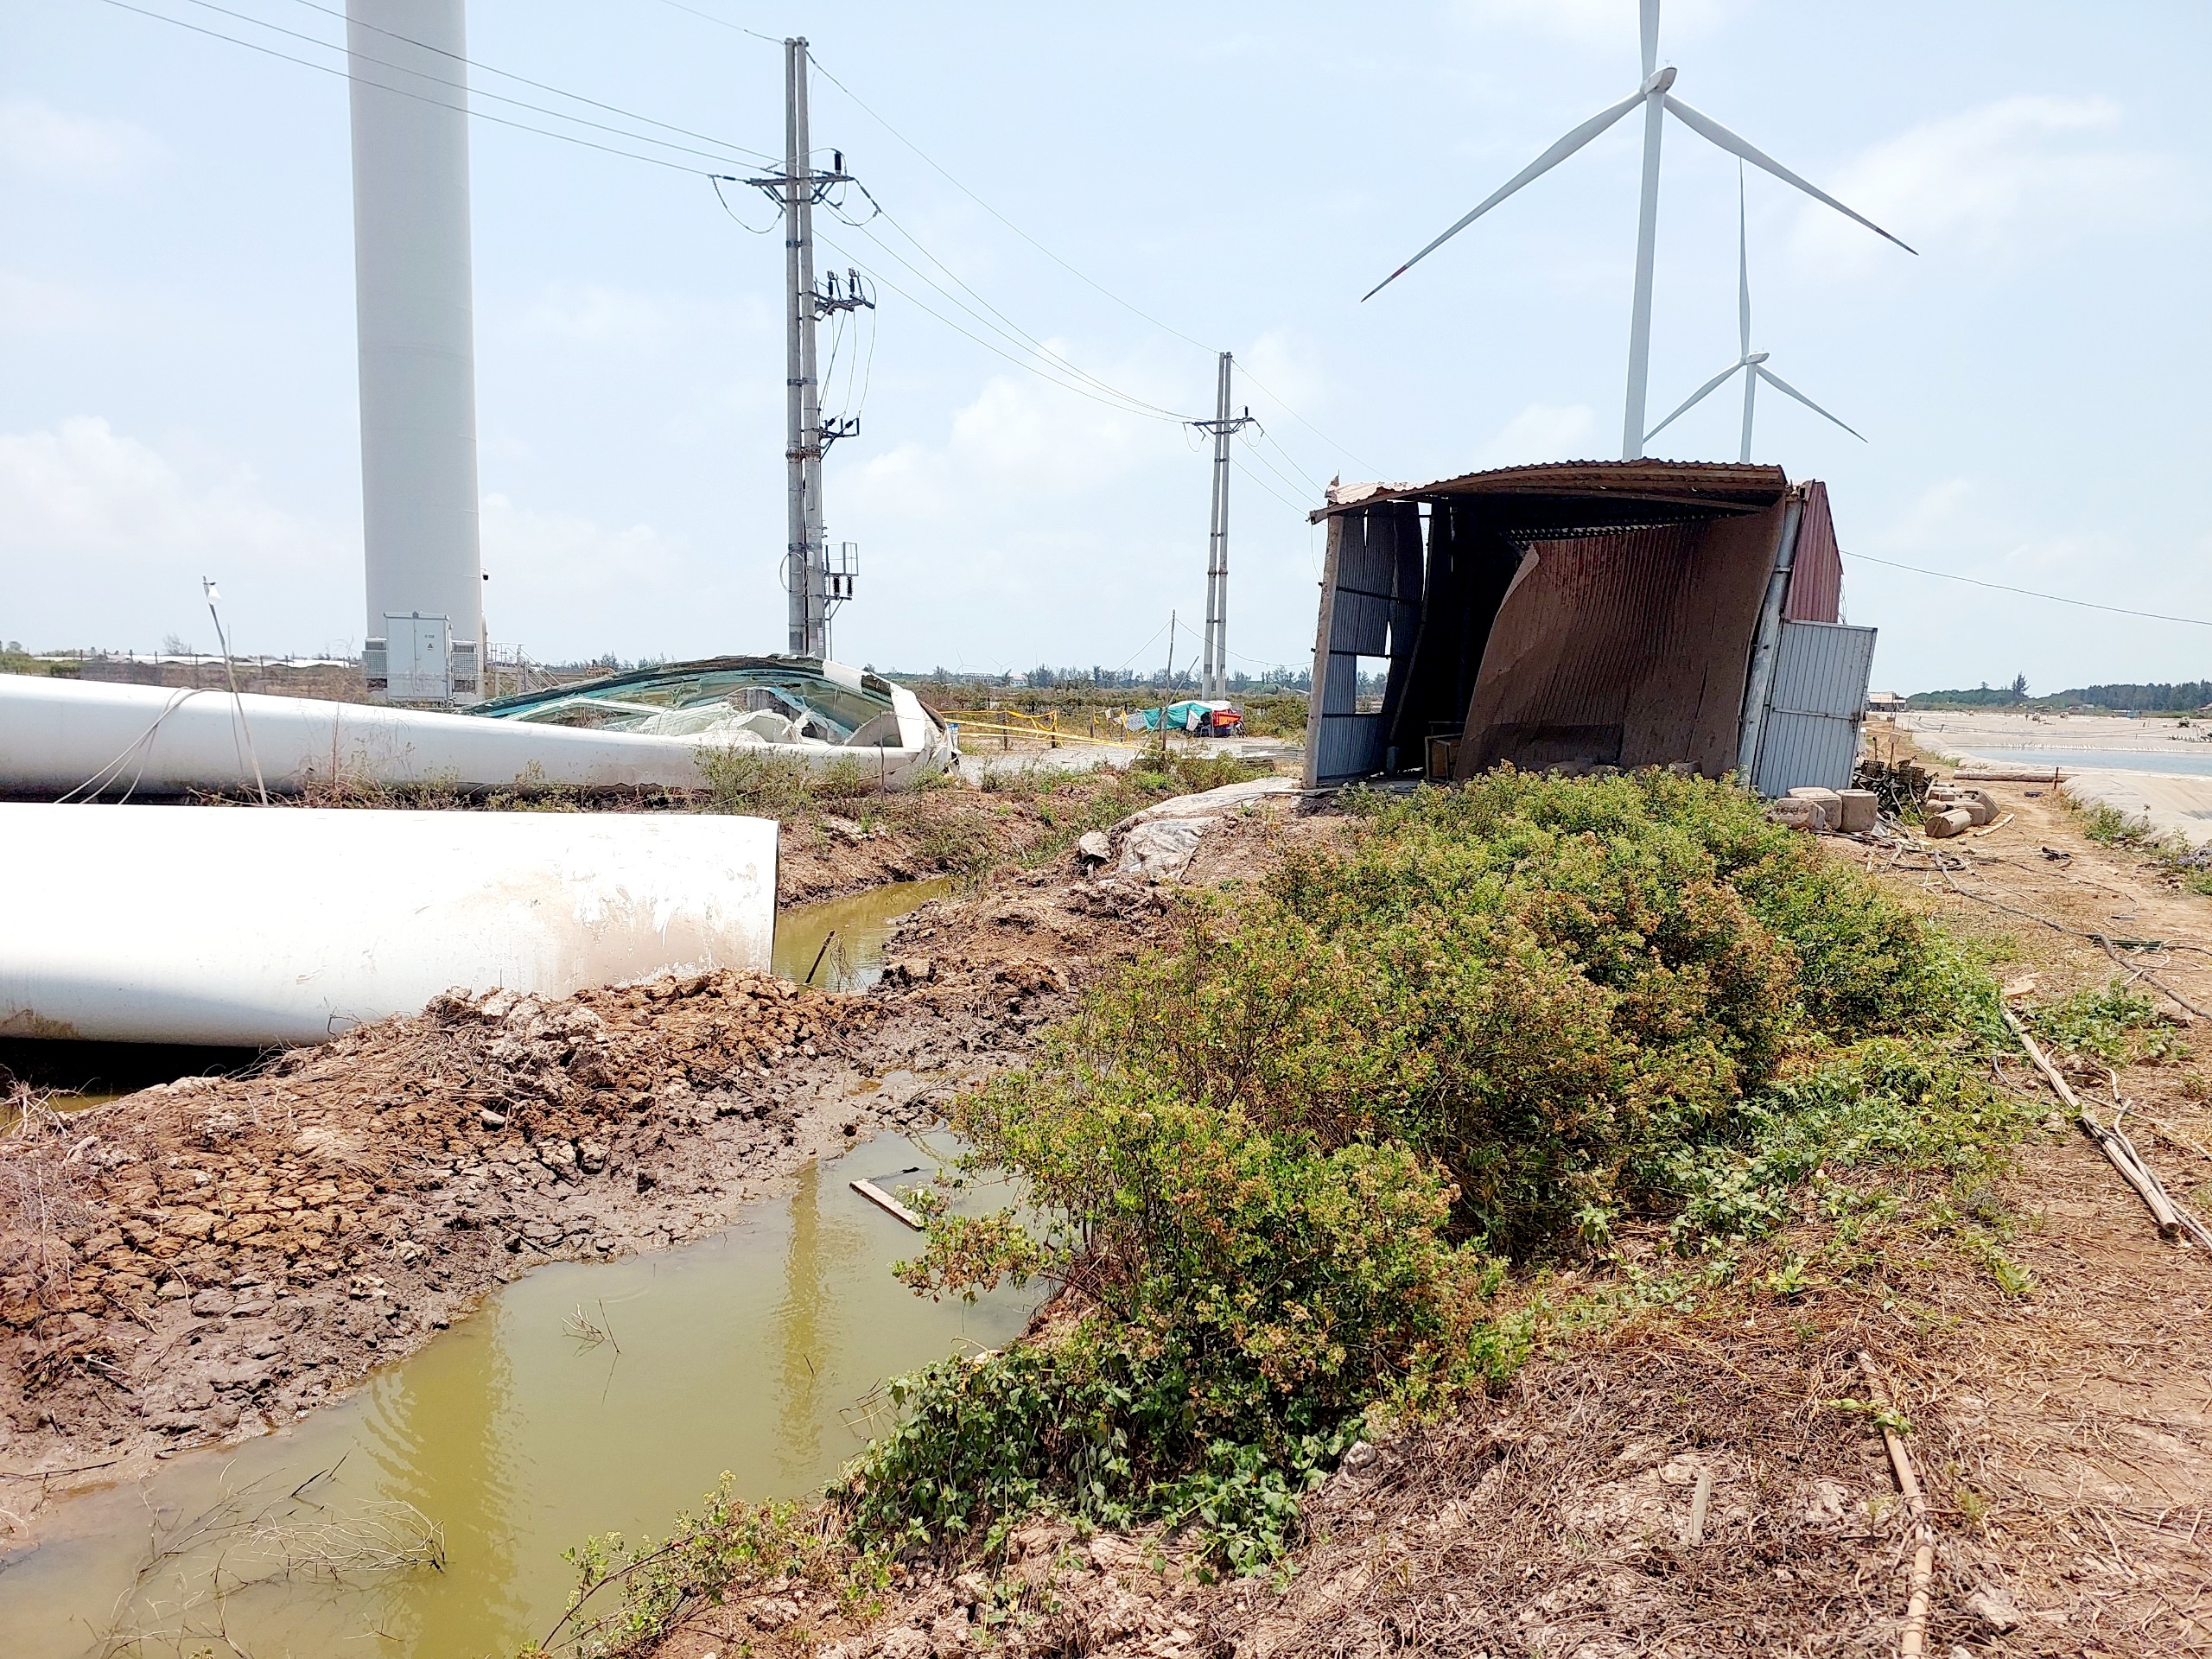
203,578,270,806
743,41,861,659
1188,353,1260,702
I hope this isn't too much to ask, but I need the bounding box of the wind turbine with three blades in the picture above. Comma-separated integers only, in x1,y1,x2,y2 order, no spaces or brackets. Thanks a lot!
1363,0,1913,460
1645,164,1865,462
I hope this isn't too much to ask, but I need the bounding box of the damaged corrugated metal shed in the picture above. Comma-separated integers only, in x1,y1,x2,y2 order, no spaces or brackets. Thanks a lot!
1302,460,1870,795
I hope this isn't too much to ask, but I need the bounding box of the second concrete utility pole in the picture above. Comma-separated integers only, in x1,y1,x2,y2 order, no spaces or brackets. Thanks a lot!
1189,352,1257,702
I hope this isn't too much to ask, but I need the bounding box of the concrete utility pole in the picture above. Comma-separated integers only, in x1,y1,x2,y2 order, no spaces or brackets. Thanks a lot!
747,40,867,659
1188,353,1258,702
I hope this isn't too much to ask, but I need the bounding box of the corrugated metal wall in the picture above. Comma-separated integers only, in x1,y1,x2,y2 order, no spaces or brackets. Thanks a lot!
1454,503,1785,779
1751,619,1877,795
1783,480,1842,624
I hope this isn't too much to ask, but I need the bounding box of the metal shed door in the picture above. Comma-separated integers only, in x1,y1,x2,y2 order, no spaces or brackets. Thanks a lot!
1751,620,1876,797
1304,502,1421,787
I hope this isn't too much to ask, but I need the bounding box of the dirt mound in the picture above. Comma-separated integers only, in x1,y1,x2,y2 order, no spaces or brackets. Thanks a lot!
0,972,860,1335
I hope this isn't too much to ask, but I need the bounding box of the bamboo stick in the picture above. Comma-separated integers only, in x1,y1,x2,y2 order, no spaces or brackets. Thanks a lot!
2002,1008,2182,1236
1859,1352,1936,1659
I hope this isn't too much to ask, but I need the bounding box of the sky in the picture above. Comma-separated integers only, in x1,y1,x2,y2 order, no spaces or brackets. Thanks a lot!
3,0,2208,694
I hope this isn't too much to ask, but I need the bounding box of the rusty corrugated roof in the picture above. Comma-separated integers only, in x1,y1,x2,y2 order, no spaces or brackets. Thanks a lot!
1312,459,1790,524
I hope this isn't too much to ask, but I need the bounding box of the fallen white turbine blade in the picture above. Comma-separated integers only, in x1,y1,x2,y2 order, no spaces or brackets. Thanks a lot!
1754,365,1866,441
1663,93,1916,254
1644,359,1745,443
1362,87,1645,302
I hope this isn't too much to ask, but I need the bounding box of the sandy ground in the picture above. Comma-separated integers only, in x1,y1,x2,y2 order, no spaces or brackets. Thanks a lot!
1899,711,2212,849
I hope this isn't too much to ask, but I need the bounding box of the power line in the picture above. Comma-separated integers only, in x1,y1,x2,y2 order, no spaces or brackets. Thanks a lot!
646,0,783,47
164,0,766,169
285,0,776,162
649,6,1382,474
799,44,1382,474
845,188,1196,422
1842,550,2212,629
1230,454,1308,514
810,226,1197,424
94,0,744,175
827,205,1197,423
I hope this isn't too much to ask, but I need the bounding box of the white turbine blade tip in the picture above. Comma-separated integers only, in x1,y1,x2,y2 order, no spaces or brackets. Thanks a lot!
1664,93,1917,255
1755,365,1866,441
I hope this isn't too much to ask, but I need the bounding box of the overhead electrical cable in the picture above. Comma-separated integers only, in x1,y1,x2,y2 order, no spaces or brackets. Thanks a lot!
809,229,1192,424
1840,551,2212,629
1229,456,1308,514
646,0,784,47
800,41,1382,473
94,0,748,175
284,0,775,162
821,207,1197,423
843,187,1195,423
1236,442,1321,506
165,0,766,169
650,2,1378,475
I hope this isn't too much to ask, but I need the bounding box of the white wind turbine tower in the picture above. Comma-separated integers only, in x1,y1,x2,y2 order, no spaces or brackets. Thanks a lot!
1363,0,1913,460
1645,166,1865,462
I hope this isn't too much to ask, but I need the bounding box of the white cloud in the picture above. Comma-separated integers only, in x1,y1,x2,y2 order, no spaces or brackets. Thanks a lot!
0,270,103,337
479,493,683,602
853,355,1164,523
1479,402,1599,465
1791,95,2183,276
0,416,331,568
513,285,676,346
510,283,768,347
0,100,160,182
0,417,350,649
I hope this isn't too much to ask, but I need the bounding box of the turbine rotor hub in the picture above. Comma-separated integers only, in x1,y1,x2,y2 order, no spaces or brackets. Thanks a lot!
1642,65,1678,95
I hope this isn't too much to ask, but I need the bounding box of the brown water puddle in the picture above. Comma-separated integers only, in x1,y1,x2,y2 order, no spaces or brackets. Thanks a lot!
0,1136,1030,1657
772,874,952,992
1,880,1007,1657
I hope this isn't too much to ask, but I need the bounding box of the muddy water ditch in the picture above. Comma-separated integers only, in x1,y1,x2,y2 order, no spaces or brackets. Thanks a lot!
772,876,953,991
0,1136,1033,1658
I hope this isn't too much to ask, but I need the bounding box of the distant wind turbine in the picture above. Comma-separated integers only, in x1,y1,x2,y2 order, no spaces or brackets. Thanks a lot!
1363,0,1914,461
1646,166,1864,462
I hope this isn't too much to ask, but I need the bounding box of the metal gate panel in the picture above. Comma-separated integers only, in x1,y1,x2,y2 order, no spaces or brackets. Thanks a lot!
1751,620,1875,797
1306,503,1421,786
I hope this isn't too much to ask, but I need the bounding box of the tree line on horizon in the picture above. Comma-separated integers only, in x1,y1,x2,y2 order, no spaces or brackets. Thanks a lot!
1905,678,2212,713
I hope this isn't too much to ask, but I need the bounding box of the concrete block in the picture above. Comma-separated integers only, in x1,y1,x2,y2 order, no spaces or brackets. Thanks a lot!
1769,798,1826,833
1834,789,1878,834
1957,788,1997,826
1787,786,1842,829
1925,807,1974,838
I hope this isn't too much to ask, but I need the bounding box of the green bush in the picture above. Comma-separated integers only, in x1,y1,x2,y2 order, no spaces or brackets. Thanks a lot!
853,768,2001,1570
859,1096,1491,1566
